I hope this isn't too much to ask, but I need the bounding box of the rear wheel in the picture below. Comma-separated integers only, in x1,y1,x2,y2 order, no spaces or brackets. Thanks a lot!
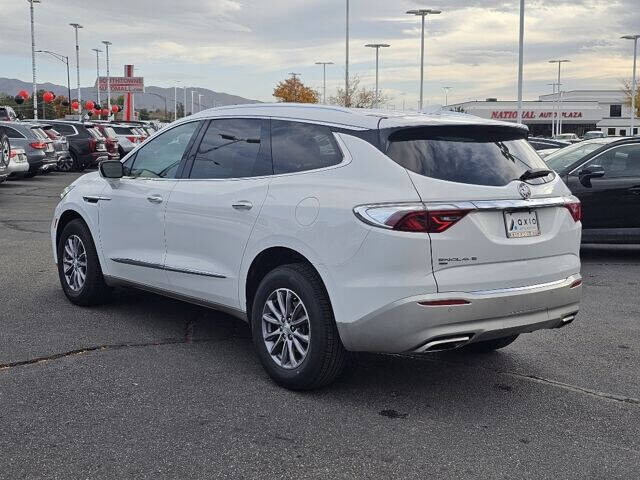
251,263,346,390
464,334,519,353
57,154,74,172
0,133,9,169
57,219,111,306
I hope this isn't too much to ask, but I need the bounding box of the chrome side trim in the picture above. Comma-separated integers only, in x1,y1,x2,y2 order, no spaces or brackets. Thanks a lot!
83,195,111,203
111,257,226,279
424,196,570,212
103,275,247,321
163,265,226,278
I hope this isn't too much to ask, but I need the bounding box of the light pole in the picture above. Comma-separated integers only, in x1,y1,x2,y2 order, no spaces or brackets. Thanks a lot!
547,82,559,136
517,0,525,125
345,0,349,106
102,41,112,117
173,83,178,121
37,50,71,114
622,35,640,136
183,86,187,118
191,90,195,115
365,44,390,108
28,0,41,120
315,62,334,104
442,86,452,106
91,48,102,107
549,59,569,136
289,73,301,102
198,93,204,112
69,23,83,118
406,8,442,111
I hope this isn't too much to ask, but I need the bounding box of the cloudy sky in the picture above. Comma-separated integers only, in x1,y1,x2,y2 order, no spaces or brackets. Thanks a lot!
1,0,638,107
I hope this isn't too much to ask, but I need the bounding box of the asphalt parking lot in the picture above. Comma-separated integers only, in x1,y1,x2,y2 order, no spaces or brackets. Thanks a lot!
1,172,639,479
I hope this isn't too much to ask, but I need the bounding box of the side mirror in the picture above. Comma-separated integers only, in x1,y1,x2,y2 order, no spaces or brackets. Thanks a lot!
579,165,605,179
99,160,124,179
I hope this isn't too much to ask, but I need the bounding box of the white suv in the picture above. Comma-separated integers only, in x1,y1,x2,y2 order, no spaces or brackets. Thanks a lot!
51,104,582,389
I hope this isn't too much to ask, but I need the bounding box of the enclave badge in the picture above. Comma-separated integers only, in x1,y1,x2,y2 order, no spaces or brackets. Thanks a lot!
518,182,531,200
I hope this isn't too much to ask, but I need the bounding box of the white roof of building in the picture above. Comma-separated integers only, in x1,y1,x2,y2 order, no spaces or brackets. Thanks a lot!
188,103,527,131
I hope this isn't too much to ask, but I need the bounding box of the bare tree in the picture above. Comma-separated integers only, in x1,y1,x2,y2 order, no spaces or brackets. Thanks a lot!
329,75,390,109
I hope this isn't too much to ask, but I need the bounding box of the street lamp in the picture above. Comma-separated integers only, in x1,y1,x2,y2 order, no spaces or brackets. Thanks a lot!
406,8,442,111
102,41,112,117
365,44,390,108
28,0,41,120
69,23,83,118
345,0,349,106
198,93,204,112
37,50,71,114
91,48,102,107
549,59,570,136
621,35,640,136
547,82,560,137
442,86,452,106
516,0,525,125
315,62,334,104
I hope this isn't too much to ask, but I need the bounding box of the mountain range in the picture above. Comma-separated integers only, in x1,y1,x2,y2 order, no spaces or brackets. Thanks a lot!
0,77,258,113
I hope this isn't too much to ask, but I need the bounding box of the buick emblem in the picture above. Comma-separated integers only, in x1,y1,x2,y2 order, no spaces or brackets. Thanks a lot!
518,183,531,200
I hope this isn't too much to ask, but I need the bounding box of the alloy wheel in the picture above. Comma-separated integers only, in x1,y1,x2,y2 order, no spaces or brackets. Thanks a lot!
0,137,9,168
62,235,87,292
262,288,311,369
58,155,75,172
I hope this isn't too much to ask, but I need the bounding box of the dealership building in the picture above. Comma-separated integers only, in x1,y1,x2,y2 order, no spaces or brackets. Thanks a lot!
448,90,637,137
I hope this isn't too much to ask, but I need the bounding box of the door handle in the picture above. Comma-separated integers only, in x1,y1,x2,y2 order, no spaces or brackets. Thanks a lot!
629,186,640,195
232,200,253,211
147,195,163,204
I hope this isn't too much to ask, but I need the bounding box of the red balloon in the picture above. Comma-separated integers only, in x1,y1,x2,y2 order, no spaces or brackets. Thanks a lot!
111,105,120,113
18,90,29,99
43,91,54,103
93,108,101,116
102,109,109,116
71,101,80,111
85,101,95,111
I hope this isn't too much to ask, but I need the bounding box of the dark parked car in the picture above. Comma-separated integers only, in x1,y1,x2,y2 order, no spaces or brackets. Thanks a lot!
545,137,640,243
528,137,571,151
24,121,74,172
45,120,108,171
92,123,121,160
0,121,58,177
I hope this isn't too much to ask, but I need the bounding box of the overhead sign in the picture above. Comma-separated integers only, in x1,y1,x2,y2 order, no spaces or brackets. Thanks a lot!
96,76,144,93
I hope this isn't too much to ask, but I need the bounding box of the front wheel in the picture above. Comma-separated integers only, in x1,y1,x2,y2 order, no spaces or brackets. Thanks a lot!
251,264,346,390
57,219,111,306
464,334,519,353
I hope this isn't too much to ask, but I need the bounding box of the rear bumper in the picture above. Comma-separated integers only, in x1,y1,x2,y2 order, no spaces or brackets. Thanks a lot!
337,274,582,353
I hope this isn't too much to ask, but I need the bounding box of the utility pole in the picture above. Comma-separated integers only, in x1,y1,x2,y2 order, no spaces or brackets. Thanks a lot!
549,59,570,136
406,9,442,111
345,0,349,106
365,44,390,108
28,0,41,120
69,23,83,118
622,35,640,136
92,48,102,107
102,41,112,118
517,0,525,124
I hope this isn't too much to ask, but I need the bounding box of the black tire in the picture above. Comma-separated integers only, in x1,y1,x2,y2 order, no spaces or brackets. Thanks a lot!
0,133,10,170
251,263,346,390
70,151,85,172
57,218,111,306
57,154,75,172
464,334,519,353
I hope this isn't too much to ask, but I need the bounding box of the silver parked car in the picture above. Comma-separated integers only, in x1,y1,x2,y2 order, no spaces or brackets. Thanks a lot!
0,121,57,177
7,147,29,178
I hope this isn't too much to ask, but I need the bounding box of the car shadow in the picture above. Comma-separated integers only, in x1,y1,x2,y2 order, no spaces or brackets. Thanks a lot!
581,244,640,261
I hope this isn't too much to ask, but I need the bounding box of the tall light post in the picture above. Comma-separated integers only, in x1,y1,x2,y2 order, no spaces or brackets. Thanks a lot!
173,83,178,121
345,0,349,106
547,82,560,136
183,86,187,118
91,48,102,107
28,0,41,120
365,44,390,108
406,8,442,111
517,0,525,125
37,50,71,114
622,35,640,136
549,60,570,136
102,41,112,117
315,62,334,104
442,86,452,106
198,93,204,112
69,23,83,118
191,90,195,115
289,72,301,102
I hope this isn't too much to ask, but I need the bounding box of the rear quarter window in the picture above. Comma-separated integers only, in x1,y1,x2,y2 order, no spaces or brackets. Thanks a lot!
384,125,550,186
271,120,343,174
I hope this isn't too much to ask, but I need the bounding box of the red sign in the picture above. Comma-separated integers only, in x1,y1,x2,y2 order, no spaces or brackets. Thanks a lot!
491,111,583,120
96,76,144,93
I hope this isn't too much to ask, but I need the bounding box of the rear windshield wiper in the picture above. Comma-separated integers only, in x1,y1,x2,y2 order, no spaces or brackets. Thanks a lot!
519,168,553,181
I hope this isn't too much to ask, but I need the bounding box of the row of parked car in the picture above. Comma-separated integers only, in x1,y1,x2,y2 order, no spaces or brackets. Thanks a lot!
0,117,160,182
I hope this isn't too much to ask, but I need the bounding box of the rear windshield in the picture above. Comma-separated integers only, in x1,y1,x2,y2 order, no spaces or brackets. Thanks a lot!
31,128,49,140
87,127,104,139
112,126,134,134
384,126,550,186
103,127,117,138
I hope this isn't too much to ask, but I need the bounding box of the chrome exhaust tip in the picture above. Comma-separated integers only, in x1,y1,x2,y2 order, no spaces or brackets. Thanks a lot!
414,335,472,353
557,312,577,328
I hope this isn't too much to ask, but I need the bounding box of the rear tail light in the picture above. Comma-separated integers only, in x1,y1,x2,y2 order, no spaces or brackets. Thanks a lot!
30,141,47,149
10,149,19,158
564,200,582,222
89,138,97,152
126,136,137,143
570,279,582,288
354,204,470,233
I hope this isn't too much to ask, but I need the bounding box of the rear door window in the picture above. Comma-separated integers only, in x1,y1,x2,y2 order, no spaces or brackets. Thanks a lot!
384,125,550,186
2,126,25,139
586,144,640,178
189,118,271,179
271,120,343,174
